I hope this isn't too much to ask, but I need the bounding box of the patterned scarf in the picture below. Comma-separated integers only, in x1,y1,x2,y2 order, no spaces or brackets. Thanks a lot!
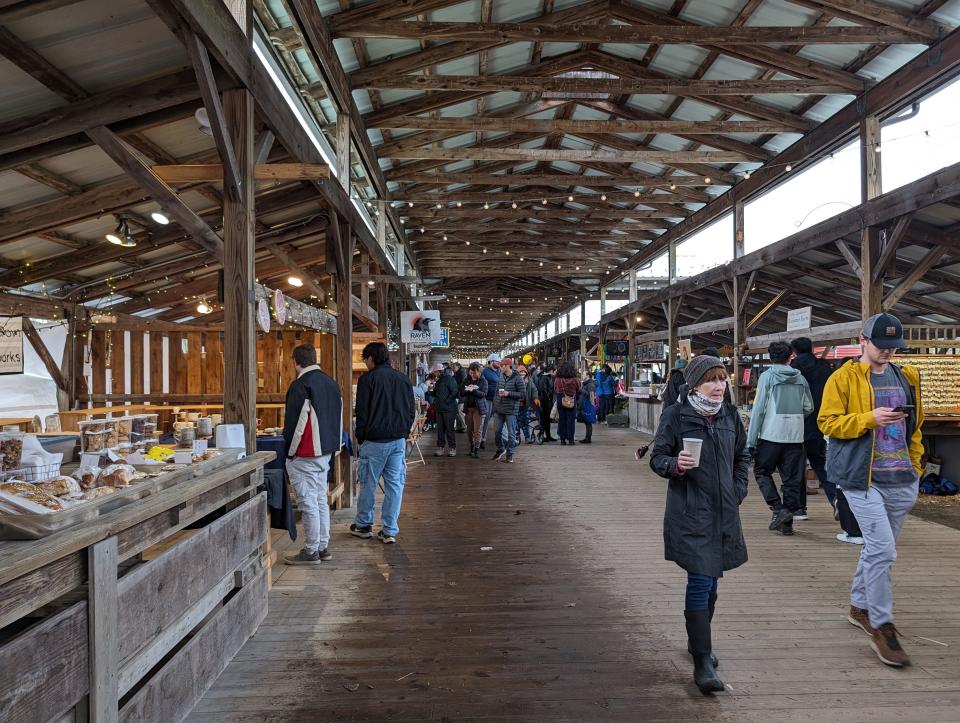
687,389,723,417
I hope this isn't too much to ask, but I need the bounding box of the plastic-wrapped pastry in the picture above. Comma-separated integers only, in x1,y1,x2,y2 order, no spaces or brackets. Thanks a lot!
36,476,83,498
0,482,63,511
72,466,100,490
99,464,136,487
83,486,115,501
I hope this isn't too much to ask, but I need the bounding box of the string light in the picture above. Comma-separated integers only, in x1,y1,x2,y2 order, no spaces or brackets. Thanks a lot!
600,193,606,201
567,195,574,202
511,202,518,209
784,165,792,172
670,182,676,190
634,190,640,197
436,202,442,208
704,176,711,184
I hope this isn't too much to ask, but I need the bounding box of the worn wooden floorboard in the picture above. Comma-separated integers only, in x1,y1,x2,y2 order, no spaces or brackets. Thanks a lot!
189,426,960,722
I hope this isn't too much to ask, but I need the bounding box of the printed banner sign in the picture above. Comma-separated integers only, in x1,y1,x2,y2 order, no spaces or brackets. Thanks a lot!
0,317,24,375
432,327,450,348
408,338,432,354
400,310,442,349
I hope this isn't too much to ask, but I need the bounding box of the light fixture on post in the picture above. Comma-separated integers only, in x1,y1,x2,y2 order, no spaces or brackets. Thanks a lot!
287,276,303,287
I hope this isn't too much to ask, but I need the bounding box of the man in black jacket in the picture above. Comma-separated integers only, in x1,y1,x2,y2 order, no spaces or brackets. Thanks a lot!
432,366,459,457
351,342,416,544
452,362,467,432
282,344,342,565
791,337,861,541
537,366,557,442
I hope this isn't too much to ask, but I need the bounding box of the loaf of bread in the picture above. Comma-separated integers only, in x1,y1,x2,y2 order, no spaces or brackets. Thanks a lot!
83,486,115,500
36,476,82,498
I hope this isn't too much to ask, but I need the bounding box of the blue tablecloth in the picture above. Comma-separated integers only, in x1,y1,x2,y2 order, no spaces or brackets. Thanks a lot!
256,435,286,471
256,435,295,540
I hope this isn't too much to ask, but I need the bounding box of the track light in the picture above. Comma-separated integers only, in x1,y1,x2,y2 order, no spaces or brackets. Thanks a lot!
288,276,303,287
106,213,136,247
150,211,170,225
196,300,212,314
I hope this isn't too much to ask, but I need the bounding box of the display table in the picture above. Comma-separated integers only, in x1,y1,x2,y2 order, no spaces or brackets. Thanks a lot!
0,451,273,722
0,417,34,431
625,392,663,436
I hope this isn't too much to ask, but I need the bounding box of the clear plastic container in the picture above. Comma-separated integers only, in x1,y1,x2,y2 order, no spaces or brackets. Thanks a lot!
0,432,24,471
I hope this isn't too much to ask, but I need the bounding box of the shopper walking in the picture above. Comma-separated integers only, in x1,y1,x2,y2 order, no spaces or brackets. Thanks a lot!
578,369,596,443
554,361,581,445
491,358,525,463
432,364,459,457
515,365,539,444
818,313,924,667
479,354,503,449
537,365,557,442
596,364,616,422
649,354,750,695
662,358,687,407
282,343,343,565
748,341,814,536
351,342,415,545
460,362,488,458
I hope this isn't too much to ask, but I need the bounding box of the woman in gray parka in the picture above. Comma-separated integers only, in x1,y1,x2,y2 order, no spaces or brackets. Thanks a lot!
649,354,750,695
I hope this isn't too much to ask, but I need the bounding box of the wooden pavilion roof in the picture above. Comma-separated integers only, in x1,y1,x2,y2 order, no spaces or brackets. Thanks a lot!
0,0,959,353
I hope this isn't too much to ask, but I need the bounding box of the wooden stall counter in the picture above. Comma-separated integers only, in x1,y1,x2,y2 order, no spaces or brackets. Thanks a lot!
624,390,664,436
0,451,273,723
0,417,35,432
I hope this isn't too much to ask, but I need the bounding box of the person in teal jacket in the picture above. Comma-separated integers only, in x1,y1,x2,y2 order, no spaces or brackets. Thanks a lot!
747,341,814,535
595,364,616,422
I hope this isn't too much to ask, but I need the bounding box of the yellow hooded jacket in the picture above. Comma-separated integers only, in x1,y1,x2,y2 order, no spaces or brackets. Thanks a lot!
817,359,923,490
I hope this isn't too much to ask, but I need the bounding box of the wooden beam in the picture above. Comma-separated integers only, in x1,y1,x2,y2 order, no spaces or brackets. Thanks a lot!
375,115,798,135
412,208,683,220
389,172,721,187
360,75,855,95
860,115,883,318
883,246,947,309
340,21,926,44
746,289,790,331
335,113,350,191
221,2,256,454
386,148,755,163
14,163,83,195
21,318,68,392
85,126,224,261
152,163,330,182
186,32,242,195
0,26,87,101
873,213,914,282
797,0,945,39
834,239,863,280
0,70,201,157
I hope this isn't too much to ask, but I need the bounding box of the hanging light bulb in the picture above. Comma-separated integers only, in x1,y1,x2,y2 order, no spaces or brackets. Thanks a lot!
743,171,751,180
784,165,792,172
505,251,510,255
408,201,414,207
442,235,448,241
704,176,711,184
484,202,490,210
436,202,442,208
420,227,426,233
456,201,462,207
600,193,607,201
482,248,488,254
511,202,518,209
196,300,212,314
288,276,303,287
465,240,471,245
567,195,574,202
669,182,677,191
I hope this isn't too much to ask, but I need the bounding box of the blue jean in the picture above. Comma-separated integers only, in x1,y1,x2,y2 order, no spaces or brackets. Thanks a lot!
555,394,577,442
686,573,719,611
354,438,407,537
494,413,517,455
517,407,531,441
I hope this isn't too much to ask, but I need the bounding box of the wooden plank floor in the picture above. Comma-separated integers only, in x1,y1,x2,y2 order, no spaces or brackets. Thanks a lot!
190,426,960,722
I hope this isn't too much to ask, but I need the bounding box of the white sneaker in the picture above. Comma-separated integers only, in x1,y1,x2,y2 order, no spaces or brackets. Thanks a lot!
448,449,456,457
837,532,864,545
435,448,445,457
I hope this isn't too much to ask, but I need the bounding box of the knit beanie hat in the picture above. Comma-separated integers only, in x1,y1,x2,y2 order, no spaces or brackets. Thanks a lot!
683,354,725,389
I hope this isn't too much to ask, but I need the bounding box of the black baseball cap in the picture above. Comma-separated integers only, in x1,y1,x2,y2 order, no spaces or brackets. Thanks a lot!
862,312,905,349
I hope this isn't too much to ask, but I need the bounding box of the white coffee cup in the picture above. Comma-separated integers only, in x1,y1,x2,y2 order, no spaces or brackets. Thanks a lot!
682,438,703,467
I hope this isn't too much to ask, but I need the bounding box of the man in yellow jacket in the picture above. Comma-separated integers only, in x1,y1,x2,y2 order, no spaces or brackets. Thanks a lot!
818,313,923,668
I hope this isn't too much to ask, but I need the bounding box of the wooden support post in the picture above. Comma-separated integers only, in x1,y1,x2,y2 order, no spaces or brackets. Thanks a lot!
626,315,636,387
335,113,350,191
668,240,678,284
628,268,638,303
87,536,118,723
733,198,745,259
222,6,256,454
330,213,355,508
579,301,587,367
665,296,682,370
376,201,387,249
860,115,883,319
360,252,370,312
731,203,745,405
600,286,607,317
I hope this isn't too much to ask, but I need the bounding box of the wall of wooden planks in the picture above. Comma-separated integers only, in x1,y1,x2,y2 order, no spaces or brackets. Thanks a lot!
76,328,336,427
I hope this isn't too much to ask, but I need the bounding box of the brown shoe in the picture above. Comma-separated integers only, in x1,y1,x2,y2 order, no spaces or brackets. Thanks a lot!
847,605,874,636
870,623,910,667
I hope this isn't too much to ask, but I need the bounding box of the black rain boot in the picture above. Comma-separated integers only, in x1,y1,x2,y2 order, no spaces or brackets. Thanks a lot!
684,610,725,695
687,595,720,667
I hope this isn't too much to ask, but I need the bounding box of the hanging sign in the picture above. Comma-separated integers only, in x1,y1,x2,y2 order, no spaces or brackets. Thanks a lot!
678,339,692,361
408,338,432,354
273,288,287,326
787,306,812,332
0,317,24,375
432,327,450,348
257,298,271,333
400,310,442,347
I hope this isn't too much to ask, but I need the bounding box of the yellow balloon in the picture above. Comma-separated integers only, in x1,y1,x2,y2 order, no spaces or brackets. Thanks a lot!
522,353,533,365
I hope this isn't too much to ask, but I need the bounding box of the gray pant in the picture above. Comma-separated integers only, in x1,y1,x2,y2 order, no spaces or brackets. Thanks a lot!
843,483,917,627
286,454,332,554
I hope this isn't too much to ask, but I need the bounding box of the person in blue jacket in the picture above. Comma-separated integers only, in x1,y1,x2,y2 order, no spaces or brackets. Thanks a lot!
596,364,616,423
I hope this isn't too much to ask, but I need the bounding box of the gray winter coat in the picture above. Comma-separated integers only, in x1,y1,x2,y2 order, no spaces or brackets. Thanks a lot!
650,394,750,578
492,370,526,416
